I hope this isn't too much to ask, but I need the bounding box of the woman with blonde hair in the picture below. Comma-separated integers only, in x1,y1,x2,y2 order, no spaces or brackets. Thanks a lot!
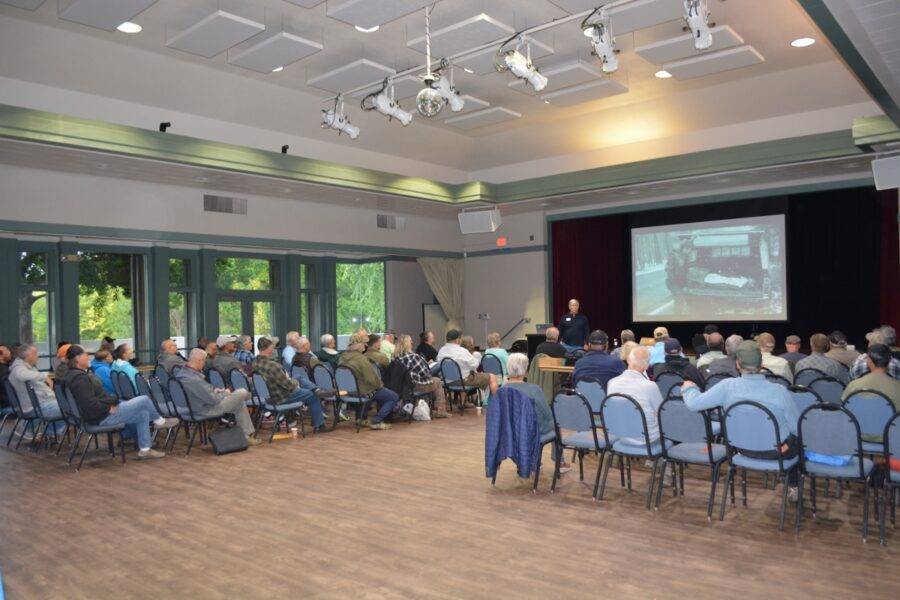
619,341,639,364
393,334,450,418
484,332,509,378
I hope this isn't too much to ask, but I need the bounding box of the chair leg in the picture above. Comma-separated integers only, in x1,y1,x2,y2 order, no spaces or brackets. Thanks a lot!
625,457,632,491
119,432,126,465
719,466,734,521
532,448,543,493
880,482,889,545
810,475,818,517
550,444,563,493
741,468,748,507
794,473,805,534
6,418,20,447
592,452,605,500
656,461,669,510
679,463,686,496
597,451,614,501
618,455,626,488
186,423,198,455
778,472,790,532
862,476,872,543
707,464,720,521
76,433,95,471
578,451,584,481
67,430,83,465
646,458,660,510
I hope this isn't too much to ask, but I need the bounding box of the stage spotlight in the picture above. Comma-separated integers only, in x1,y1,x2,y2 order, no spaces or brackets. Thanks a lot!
363,79,413,125
684,0,712,50
584,14,618,73
159,122,171,132
431,75,464,112
321,96,359,140
501,49,547,92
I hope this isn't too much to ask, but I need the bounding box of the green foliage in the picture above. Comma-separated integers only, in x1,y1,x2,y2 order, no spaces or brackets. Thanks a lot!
77,253,134,342
169,258,187,287
215,258,273,290
218,300,242,334
20,252,47,286
336,263,385,335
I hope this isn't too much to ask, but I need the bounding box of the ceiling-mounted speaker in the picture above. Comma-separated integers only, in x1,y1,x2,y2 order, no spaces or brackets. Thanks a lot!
458,208,502,235
872,155,900,190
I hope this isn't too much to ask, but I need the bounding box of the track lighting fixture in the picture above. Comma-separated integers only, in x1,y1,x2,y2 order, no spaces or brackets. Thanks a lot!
159,122,171,132
495,33,547,92
684,0,713,50
321,96,359,139
362,79,413,126
583,9,618,74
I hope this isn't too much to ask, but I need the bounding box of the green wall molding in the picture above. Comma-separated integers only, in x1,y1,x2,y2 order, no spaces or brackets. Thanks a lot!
853,115,900,148
0,103,867,207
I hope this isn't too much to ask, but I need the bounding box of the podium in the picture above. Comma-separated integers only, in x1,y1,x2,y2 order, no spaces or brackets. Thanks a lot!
525,333,547,361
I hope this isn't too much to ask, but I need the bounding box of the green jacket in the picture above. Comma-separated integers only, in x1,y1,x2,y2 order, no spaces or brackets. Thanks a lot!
526,353,556,406
365,348,389,369
339,350,383,396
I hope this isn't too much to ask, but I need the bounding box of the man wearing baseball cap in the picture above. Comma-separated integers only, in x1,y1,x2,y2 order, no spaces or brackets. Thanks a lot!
779,335,806,368
825,330,860,368
211,334,242,381
651,338,703,386
682,340,801,497
572,330,625,388
648,326,669,366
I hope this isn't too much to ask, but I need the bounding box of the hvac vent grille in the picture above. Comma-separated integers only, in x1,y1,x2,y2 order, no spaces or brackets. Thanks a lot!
203,194,248,215
376,214,406,231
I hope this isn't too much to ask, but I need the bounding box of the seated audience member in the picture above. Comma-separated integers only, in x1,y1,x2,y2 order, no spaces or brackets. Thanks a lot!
779,335,807,366
316,334,341,368
0,344,11,408
616,329,636,360
681,340,800,496
706,334,744,378
607,346,663,445
436,330,490,392
795,333,848,384
196,337,209,351
9,344,66,434
254,336,326,433
176,348,259,444
111,343,141,388
882,324,900,359
652,338,704,386
696,333,725,370
649,327,669,366
290,335,321,376
572,330,625,387
826,330,861,368
841,344,900,411
64,345,177,459
157,339,186,373
99,336,116,353
484,332,509,376
365,334,390,369
703,324,719,341
234,335,254,367
204,340,218,372
394,334,450,418
54,343,71,380
90,349,115,396
619,341,639,364
535,327,567,358
339,333,398,430
380,331,396,361
756,332,793,383
211,335,242,380
852,328,900,380
416,331,438,363
691,333,709,357
282,331,301,370
461,336,481,362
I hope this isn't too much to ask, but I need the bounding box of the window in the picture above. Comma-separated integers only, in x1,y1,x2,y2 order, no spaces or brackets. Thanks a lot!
336,262,385,335
215,257,275,290
299,263,316,335
168,258,191,351
78,253,137,351
18,251,52,368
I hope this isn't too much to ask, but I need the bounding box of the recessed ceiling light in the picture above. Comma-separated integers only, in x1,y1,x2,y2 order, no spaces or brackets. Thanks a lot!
354,25,379,33
543,100,551,104
272,66,284,73
463,67,474,74
117,22,142,34
791,37,815,48
655,70,672,79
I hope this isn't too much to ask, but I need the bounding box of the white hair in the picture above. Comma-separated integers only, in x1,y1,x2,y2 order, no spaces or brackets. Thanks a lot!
627,345,650,369
320,334,334,346
298,335,310,350
285,331,301,348
544,327,560,342
507,353,529,378
725,334,744,355
188,348,208,362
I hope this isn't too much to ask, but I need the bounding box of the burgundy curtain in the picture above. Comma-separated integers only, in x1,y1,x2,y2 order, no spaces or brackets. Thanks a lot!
879,190,899,326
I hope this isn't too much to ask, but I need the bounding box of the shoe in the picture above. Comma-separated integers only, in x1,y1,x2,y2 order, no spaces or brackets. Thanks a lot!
432,412,450,419
339,412,351,422
154,417,179,430
558,463,572,475
787,486,799,503
245,435,262,447
137,449,165,460
369,422,392,430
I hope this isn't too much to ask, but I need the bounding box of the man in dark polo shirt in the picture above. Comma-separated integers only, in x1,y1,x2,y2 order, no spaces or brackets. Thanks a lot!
558,299,590,352
535,327,567,358
572,330,625,387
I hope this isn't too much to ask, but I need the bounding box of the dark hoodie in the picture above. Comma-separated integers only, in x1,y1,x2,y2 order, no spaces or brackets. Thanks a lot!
652,355,704,387
63,367,118,425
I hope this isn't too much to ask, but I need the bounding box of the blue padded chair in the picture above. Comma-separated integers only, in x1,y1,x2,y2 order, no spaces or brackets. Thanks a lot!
788,385,822,414
598,393,670,509
154,364,170,387
114,371,136,400
795,368,828,388
480,354,504,378
575,377,605,414
0,403,13,440
704,372,734,389
880,412,900,545
63,384,126,471
842,390,894,456
657,397,728,519
654,371,685,400
208,369,228,390
52,381,80,456
3,380,39,451
334,366,369,433
765,374,792,388
24,381,67,452
439,358,478,414
252,373,306,442
796,404,875,540
550,391,609,498
809,376,845,405
167,378,220,455
144,375,179,449
720,401,799,530
228,368,260,410
309,363,343,430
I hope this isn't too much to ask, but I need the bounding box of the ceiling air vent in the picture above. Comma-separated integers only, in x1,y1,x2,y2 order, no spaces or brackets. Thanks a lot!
204,194,248,215
376,214,406,231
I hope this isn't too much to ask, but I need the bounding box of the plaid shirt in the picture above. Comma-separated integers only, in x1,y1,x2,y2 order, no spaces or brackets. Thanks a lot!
252,354,297,405
850,353,900,380
795,353,849,384
234,349,254,365
396,352,432,386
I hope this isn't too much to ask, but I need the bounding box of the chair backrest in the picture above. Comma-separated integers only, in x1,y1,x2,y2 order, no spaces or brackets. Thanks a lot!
574,378,605,413
134,373,151,398
439,358,463,385
551,391,594,432
110,369,123,398
481,354,503,377
600,393,651,449
290,365,307,381
809,376,844,405
64,386,84,423
798,405,866,478
154,364,169,386
3,380,29,418
229,368,250,392
765,373,791,388
704,372,733,389
658,397,710,446
788,385,822,413
166,378,194,419
251,373,271,404
115,370,136,400
53,381,77,425
208,369,226,390
655,371,684,399
795,367,827,388
24,381,46,420
148,376,174,417
723,401,783,458
842,389,895,442
313,363,336,391
334,366,360,396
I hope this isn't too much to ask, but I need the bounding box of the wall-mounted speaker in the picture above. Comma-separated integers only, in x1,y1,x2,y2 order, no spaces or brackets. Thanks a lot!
458,208,502,234
872,155,900,190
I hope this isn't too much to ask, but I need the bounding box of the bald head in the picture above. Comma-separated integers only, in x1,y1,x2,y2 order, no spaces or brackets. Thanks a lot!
627,346,650,372
706,332,724,352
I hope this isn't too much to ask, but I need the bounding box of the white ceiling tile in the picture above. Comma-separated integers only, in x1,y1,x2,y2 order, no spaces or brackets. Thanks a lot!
307,58,396,93
607,0,684,35
635,25,744,64
282,0,325,8
353,74,422,99
228,31,322,73
59,0,158,31
439,94,490,119
664,45,765,79
408,13,516,58
445,106,521,130
509,60,604,95
166,11,265,59
547,0,614,14
540,78,628,106
327,0,436,30
0,0,45,9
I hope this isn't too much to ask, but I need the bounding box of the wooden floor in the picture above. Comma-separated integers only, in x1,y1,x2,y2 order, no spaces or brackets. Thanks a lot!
1,414,899,599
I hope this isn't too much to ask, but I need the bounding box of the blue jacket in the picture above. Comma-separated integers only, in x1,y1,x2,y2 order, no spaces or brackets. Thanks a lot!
485,386,540,479
573,351,625,388
111,359,140,388
90,359,115,395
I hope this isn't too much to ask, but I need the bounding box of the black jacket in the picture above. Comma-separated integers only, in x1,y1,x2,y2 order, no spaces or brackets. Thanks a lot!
63,368,118,425
652,356,705,387
416,342,438,363
382,360,413,405
558,313,590,346
535,341,567,358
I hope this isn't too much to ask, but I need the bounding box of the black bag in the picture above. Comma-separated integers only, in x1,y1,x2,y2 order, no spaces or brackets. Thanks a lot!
209,425,248,455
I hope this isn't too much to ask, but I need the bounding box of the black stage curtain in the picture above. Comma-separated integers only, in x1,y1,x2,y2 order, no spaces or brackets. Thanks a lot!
550,186,893,351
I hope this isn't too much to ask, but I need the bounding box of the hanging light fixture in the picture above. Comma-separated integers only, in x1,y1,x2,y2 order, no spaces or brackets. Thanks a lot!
416,5,444,118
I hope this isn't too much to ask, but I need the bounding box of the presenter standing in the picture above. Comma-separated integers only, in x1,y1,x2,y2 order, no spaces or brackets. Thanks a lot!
558,299,590,352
